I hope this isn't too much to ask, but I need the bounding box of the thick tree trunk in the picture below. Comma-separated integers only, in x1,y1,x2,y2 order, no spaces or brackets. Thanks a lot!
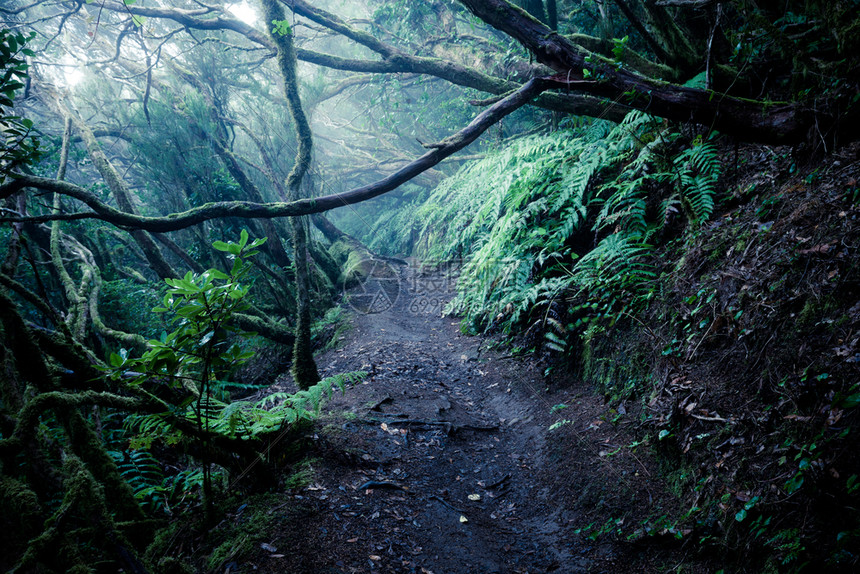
67,111,177,279
546,0,557,30
261,0,321,389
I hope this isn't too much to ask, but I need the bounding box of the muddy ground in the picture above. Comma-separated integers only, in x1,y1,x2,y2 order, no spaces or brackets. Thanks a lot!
226,262,707,574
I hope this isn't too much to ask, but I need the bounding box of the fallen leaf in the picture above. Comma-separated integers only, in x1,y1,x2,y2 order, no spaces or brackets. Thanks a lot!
260,542,277,553
369,555,382,561
347,538,358,543
468,494,481,501
459,515,468,523
799,243,833,255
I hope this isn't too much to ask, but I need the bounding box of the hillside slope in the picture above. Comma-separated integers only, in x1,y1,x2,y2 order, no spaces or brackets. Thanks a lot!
350,128,860,570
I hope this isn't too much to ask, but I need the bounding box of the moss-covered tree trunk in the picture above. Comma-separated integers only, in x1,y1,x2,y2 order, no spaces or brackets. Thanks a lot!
261,0,320,389
51,116,89,340
57,99,176,281
1,193,26,276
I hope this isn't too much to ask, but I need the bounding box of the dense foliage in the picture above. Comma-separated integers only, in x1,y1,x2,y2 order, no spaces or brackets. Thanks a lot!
0,0,858,571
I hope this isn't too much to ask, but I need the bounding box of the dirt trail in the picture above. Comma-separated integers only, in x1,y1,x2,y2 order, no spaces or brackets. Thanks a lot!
257,262,679,574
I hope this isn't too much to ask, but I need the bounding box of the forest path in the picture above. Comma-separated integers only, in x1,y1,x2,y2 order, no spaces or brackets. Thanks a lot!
258,262,666,574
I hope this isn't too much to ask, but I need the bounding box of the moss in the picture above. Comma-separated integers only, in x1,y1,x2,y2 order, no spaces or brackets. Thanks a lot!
327,239,351,265
204,493,282,572
309,239,340,284
144,522,196,574
579,329,650,404
282,458,316,491
328,239,382,289
662,463,698,499
0,475,42,559
795,295,837,330
312,307,351,351
310,259,335,303
13,455,142,574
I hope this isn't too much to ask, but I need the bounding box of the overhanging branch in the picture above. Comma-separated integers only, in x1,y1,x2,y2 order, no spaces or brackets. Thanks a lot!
0,78,551,232
457,0,814,144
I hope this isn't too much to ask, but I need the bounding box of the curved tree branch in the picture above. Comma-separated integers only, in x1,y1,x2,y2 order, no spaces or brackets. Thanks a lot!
1,77,551,231
456,0,813,144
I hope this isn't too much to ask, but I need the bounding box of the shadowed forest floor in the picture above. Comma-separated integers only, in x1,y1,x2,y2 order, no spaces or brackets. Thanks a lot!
224,263,709,574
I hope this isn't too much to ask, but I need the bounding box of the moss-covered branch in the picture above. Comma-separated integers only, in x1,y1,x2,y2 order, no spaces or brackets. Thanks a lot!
10,456,148,574
457,0,818,144
72,0,622,119
1,78,549,231
262,0,320,389
62,101,176,279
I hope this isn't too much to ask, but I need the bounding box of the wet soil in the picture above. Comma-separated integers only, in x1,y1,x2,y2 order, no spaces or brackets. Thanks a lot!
246,262,699,574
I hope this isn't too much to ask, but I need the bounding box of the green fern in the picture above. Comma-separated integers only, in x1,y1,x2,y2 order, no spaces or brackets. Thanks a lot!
400,111,721,353
208,371,366,438
674,139,721,222
109,448,167,513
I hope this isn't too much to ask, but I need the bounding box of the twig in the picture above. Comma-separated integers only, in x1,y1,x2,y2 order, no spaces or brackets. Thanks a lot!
367,395,392,412
428,494,465,514
691,413,728,423
363,418,499,435
484,473,511,490
357,480,409,493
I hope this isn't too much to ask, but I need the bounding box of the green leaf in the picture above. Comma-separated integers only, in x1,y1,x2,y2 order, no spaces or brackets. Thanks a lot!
683,71,708,89
207,268,230,280
838,393,860,408
784,474,804,494
271,19,292,37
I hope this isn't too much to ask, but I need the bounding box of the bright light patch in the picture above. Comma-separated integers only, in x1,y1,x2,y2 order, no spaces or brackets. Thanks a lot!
226,2,259,26
61,54,85,88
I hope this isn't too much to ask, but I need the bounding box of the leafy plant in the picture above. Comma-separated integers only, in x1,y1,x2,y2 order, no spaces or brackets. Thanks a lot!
108,231,363,519
108,448,167,513
112,230,266,517
0,28,40,182
212,370,366,439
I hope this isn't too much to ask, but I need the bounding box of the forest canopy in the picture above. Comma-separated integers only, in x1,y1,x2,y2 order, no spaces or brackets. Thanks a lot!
1,0,859,572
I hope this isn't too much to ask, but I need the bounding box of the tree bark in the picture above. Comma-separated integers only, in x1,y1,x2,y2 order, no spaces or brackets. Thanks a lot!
66,108,177,279
0,78,551,232
456,0,814,144
261,0,320,389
